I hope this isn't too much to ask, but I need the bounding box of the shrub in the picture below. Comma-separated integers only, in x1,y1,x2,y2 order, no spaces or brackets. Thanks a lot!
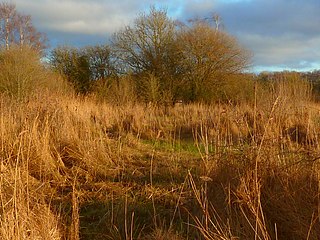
0,46,47,101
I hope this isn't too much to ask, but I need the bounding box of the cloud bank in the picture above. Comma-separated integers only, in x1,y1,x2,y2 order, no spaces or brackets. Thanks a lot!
14,0,320,71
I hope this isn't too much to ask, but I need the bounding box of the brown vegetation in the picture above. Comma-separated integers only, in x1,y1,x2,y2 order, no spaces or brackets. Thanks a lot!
1,4,320,240
1,70,320,239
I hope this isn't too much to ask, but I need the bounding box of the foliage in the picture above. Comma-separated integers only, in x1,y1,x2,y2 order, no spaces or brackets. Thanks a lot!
140,73,162,104
302,70,320,100
52,46,92,95
84,45,115,80
218,73,256,103
49,7,252,103
1,3,320,240
255,71,313,109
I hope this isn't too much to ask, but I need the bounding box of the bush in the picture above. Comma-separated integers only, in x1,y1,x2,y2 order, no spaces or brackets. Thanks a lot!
0,46,47,101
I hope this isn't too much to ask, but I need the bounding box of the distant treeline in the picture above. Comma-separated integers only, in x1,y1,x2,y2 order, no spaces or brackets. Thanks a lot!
0,4,319,105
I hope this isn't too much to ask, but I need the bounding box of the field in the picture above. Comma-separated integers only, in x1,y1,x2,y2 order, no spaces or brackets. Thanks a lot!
1,76,320,240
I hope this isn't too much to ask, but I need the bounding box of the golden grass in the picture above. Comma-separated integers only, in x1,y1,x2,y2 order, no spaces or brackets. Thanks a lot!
1,80,320,239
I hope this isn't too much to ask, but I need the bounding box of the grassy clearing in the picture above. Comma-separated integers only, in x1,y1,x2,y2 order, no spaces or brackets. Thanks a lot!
1,79,320,239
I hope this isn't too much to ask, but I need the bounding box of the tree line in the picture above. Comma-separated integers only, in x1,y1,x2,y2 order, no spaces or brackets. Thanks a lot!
50,7,252,104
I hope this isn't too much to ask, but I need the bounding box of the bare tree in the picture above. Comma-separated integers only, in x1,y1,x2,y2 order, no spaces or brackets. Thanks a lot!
112,7,182,102
176,21,251,102
84,45,115,81
112,7,251,103
0,3,16,50
113,7,177,73
0,2,47,51
213,14,222,31
16,13,31,47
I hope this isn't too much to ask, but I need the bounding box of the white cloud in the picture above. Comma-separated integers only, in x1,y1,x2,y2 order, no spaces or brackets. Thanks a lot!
15,0,145,34
240,33,320,70
204,0,320,71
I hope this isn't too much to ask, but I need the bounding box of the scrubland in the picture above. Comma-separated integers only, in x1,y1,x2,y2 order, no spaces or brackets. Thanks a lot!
1,70,320,240
0,5,319,239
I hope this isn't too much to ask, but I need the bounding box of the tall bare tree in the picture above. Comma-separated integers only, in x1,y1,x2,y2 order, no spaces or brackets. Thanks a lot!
112,7,182,102
112,7,176,74
0,2,15,50
0,2,47,51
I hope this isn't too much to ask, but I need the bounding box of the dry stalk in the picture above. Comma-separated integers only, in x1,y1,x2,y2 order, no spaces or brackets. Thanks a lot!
188,171,235,240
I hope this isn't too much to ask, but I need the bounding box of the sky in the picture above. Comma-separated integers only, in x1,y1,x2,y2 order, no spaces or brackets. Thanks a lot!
14,0,320,72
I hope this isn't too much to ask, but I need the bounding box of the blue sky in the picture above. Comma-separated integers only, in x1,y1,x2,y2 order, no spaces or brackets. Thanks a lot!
14,0,320,72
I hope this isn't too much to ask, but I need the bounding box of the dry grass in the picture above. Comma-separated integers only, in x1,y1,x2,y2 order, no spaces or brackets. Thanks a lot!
1,75,320,239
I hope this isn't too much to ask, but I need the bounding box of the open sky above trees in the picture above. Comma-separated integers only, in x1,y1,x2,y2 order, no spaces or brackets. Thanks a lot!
13,0,320,72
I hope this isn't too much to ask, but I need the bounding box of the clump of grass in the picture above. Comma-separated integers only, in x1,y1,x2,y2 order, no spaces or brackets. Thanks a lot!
0,164,61,240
